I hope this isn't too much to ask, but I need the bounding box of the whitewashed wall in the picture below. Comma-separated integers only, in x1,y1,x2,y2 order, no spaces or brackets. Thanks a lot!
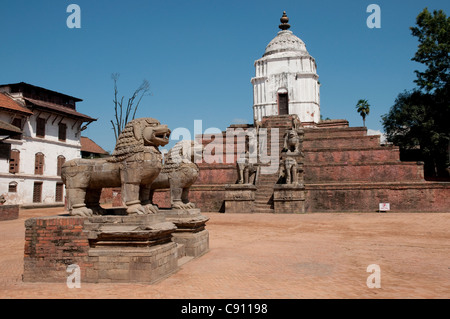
0,109,82,206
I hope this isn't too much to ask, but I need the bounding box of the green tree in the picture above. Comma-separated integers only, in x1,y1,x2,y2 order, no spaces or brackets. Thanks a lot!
410,8,450,93
355,99,370,127
382,90,449,177
382,8,450,178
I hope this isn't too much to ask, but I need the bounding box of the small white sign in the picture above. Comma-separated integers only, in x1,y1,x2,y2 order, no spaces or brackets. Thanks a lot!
379,203,390,212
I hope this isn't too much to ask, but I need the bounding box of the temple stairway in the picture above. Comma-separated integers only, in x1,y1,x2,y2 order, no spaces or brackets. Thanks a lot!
253,115,298,213
254,173,277,213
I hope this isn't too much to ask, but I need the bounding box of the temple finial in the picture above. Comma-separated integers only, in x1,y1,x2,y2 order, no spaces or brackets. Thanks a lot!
279,11,290,30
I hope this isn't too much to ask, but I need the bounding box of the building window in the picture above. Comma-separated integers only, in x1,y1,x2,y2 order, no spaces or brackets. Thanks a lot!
58,123,67,141
35,152,44,175
36,117,46,138
57,155,66,176
8,182,18,193
33,182,43,203
9,149,20,174
55,183,64,202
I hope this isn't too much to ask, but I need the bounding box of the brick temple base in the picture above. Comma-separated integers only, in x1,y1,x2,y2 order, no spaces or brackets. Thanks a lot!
152,116,449,213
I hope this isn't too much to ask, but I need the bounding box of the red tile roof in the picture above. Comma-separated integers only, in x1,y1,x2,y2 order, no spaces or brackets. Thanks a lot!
0,119,22,134
80,136,108,155
24,97,95,122
0,93,33,115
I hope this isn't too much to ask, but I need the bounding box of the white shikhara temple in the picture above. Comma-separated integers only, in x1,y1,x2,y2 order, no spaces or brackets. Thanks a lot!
252,11,320,125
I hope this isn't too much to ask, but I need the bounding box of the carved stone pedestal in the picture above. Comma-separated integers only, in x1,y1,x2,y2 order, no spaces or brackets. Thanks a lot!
273,184,305,214
23,207,209,284
224,184,256,213
163,208,209,258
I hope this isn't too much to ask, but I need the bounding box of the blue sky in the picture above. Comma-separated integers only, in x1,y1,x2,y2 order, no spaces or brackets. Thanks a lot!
1,0,449,152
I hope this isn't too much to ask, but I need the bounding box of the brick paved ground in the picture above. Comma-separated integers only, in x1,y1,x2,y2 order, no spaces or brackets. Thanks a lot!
0,207,449,299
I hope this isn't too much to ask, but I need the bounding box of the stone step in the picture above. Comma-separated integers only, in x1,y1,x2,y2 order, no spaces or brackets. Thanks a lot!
178,256,194,267
256,188,273,193
304,161,424,183
255,201,273,206
304,147,400,164
255,192,273,197
177,243,185,258
255,209,274,214
303,135,381,149
304,127,367,139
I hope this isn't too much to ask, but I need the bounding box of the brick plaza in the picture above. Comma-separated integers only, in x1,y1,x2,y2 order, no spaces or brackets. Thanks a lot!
0,207,449,299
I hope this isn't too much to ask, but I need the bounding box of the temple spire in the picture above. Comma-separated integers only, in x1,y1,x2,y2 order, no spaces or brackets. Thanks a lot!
279,11,291,30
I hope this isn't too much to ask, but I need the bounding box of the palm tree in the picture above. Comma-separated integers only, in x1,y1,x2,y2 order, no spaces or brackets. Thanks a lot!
356,99,370,127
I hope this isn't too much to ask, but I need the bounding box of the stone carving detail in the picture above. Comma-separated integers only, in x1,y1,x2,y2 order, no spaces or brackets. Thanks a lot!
279,157,304,185
237,130,259,185
61,118,170,216
146,140,203,210
283,126,304,155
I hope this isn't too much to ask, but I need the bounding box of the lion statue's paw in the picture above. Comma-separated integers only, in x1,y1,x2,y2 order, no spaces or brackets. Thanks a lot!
144,204,159,214
126,204,148,215
172,202,195,210
186,202,196,209
70,206,93,217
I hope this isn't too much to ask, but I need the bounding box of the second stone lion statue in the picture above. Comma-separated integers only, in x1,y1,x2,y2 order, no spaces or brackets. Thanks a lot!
142,140,203,210
61,118,171,216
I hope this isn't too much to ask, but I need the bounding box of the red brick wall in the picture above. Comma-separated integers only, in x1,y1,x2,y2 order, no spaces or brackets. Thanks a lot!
305,162,424,183
0,205,19,221
304,147,400,163
305,182,450,212
23,216,91,282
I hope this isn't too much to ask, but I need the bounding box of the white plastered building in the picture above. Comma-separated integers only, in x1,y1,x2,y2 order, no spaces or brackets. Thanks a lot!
0,82,95,207
252,12,320,125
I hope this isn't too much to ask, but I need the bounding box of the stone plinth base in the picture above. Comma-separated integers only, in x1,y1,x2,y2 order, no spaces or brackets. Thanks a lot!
86,243,178,283
273,184,305,214
23,208,210,283
163,208,209,258
0,205,19,221
224,184,256,213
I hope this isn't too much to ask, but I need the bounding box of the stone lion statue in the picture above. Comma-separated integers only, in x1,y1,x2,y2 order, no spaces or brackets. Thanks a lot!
283,127,304,155
236,129,259,185
61,118,171,216
278,156,303,185
142,140,203,210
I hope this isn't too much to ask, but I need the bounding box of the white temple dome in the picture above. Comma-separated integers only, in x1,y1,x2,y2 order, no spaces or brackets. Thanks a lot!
263,30,308,57
252,11,321,125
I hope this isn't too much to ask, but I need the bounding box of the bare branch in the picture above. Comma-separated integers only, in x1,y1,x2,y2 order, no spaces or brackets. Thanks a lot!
111,74,151,141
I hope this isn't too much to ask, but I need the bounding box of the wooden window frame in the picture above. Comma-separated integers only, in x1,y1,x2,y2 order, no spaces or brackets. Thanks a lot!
35,152,45,175
57,155,66,176
58,122,67,141
36,117,46,138
55,182,64,202
33,182,43,203
9,149,20,174
8,182,18,193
